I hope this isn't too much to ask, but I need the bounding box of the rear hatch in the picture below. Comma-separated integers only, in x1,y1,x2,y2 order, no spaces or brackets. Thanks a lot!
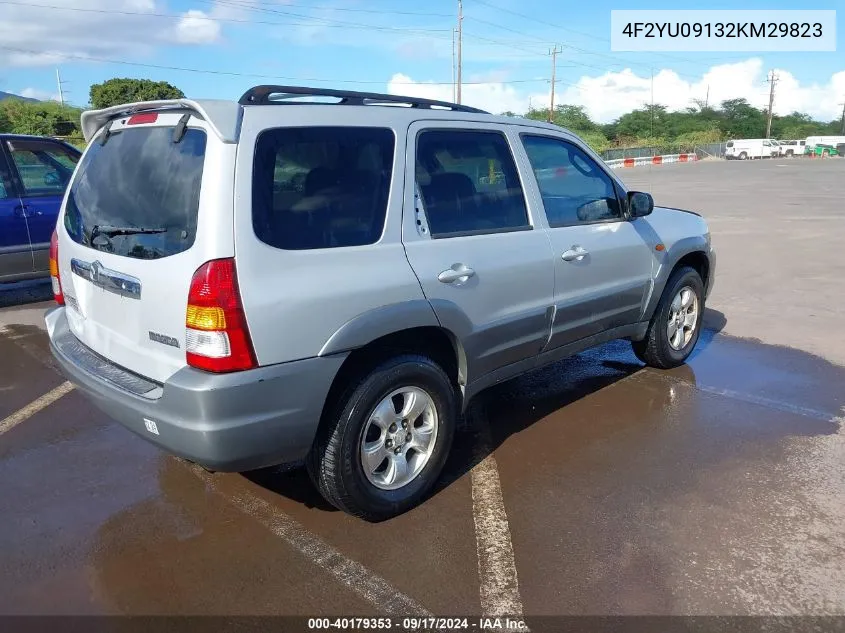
56,111,235,384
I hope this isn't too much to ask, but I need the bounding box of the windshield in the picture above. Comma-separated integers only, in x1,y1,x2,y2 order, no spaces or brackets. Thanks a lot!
64,125,207,260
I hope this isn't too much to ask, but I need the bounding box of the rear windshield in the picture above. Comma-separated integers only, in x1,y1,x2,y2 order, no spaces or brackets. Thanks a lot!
64,125,207,260
252,126,395,250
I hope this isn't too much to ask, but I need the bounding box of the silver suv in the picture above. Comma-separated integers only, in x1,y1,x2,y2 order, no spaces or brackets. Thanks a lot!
46,86,715,521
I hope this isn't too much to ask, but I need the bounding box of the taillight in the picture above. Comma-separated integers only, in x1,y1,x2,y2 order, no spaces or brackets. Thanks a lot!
185,258,256,373
49,229,64,305
127,113,158,125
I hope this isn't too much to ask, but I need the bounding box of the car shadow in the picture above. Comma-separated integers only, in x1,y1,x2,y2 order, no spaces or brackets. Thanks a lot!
0,279,53,309
245,318,728,517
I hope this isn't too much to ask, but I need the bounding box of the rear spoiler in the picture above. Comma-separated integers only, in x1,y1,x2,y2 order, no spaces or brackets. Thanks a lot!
80,99,243,144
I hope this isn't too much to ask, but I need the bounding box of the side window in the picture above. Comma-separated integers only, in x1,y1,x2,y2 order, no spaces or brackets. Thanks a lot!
7,141,79,197
521,135,621,227
416,129,529,237
252,126,395,250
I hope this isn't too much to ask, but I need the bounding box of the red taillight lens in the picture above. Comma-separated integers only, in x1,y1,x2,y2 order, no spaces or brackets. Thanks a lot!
185,258,256,373
49,229,64,305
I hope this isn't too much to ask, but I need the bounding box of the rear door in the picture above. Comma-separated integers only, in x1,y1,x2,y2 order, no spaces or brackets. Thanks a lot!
0,144,34,280
517,132,654,348
5,138,80,273
56,112,234,383
402,121,555,383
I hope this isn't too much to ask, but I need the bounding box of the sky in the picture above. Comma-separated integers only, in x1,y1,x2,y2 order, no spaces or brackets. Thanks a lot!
1,0,843,123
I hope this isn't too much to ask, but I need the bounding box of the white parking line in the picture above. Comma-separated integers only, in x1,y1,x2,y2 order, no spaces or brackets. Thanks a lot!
0,381,74,436
189,465,433,617
468,405,527,622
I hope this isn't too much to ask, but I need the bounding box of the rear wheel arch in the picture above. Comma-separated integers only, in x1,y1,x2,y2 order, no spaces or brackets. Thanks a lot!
319,325,466,431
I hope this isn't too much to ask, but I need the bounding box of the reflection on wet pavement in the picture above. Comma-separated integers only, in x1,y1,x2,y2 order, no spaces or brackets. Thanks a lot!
0,317,842,616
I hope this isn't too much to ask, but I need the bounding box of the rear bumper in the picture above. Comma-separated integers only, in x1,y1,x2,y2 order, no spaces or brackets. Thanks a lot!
45,307,346,472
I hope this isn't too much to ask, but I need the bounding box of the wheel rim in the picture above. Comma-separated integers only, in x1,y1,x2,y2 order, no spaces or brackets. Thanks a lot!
360,386,438,491
667,286,699,351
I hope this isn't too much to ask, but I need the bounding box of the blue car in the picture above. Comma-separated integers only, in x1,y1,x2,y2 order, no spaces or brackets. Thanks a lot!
0,134,81,282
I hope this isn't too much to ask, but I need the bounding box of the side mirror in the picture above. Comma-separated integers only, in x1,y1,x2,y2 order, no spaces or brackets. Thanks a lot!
628,191,654,218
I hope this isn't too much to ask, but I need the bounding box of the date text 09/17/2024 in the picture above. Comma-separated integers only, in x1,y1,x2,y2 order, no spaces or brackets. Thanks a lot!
307,617,528,631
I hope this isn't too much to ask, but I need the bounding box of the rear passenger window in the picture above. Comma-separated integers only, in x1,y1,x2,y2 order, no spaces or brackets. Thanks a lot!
252,127,395,250
416,130,529,237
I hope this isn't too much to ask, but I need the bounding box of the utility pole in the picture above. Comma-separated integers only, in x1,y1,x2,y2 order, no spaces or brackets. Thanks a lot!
451,28,456,103
765,70,779,137
839,101,845,134
704,84,709,109
56,68,66,107
548,45,562,123
456,0,463,104
650,67,654,137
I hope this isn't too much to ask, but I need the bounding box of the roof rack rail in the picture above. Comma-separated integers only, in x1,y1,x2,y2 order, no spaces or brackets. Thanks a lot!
238,85,488,114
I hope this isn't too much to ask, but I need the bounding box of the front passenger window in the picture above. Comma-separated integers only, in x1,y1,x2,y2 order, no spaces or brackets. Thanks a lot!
522,135,621,227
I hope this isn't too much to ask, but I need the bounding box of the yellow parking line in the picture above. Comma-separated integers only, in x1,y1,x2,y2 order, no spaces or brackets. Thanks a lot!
0,382,74,436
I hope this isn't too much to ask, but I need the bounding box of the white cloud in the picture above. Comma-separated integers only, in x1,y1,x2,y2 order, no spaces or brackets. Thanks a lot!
0,0,223,69
389,59,845,123
19,87,60,101
173,9,221,44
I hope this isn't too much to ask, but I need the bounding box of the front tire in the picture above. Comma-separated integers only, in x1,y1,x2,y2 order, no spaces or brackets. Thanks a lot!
738,151,748,160
632,267,704,369
307,354,457,521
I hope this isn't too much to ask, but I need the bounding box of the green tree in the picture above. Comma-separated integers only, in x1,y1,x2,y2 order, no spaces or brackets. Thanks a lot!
525,104,599,133
89,78,185,109
719,98,765,138
0,99,82,138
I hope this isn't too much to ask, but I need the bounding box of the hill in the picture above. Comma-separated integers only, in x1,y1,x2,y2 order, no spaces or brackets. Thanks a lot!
0,90,39,102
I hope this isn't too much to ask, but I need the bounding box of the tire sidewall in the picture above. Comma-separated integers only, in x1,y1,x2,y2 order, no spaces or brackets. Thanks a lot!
654,268,704,364
334,357,456,518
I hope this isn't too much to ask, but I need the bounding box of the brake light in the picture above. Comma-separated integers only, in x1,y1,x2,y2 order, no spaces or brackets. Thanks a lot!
49,229,64,305
185,259,256,373
127,113,158,125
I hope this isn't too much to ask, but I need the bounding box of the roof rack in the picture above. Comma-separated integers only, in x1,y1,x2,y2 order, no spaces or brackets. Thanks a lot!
238,85,488,114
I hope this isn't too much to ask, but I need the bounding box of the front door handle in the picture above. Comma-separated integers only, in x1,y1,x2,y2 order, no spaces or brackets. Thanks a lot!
562,246,589,262
438,263,476,284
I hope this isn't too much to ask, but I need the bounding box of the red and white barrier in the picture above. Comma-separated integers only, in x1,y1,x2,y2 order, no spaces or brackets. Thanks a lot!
605,153,699,169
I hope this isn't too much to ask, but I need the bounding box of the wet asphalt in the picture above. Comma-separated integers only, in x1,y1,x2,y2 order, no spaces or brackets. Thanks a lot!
1,160,844,621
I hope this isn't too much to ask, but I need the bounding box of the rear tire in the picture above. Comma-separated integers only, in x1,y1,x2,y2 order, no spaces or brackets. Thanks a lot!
632,267,704,369
307,354,457,522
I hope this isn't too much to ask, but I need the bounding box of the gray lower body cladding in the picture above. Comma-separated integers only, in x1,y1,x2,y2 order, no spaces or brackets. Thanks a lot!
45,307,346,472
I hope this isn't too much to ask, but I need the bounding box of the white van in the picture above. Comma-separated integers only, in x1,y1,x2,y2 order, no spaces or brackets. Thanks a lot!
725,139,779,160
779,140,806,157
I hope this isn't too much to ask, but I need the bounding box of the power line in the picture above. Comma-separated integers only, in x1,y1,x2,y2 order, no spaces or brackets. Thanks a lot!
198,0,451,17
0,46,563,87
0,1,452,34
204,0,449,32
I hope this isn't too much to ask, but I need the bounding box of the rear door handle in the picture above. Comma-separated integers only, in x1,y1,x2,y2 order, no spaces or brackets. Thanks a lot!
438,263,476,284
562,246,588,262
